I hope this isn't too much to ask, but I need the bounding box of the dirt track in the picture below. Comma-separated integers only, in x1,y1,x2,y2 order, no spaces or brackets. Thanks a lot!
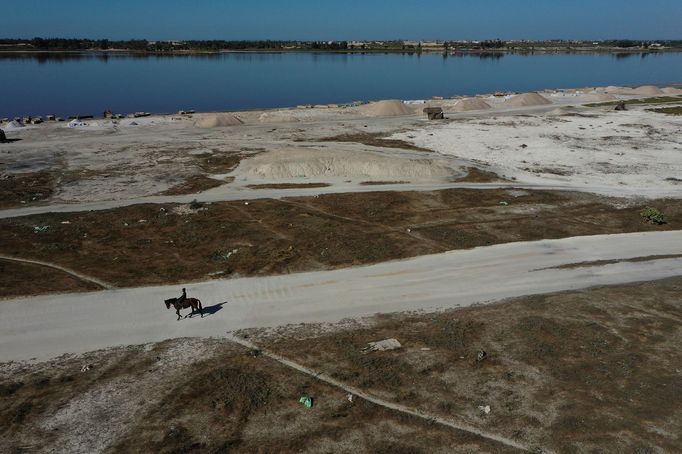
1,231,680,362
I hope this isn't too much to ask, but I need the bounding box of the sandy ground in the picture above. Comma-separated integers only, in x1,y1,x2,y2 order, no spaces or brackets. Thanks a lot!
1,86,681,452
0,86,680,358
1,87,680,212
1,231,680,363
394,105,682,194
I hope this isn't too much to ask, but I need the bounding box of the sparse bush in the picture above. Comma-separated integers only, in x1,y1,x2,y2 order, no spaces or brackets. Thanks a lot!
640,207,666,225
207,367,271,415
0,381,23,396
189,199,204,210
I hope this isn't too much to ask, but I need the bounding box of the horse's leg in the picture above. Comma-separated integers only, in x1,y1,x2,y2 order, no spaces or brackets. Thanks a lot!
198,299,204,318
176,306,181,320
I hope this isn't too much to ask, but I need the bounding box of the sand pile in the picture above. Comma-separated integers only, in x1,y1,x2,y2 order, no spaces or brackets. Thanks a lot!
195,113,243,128
583,93,618,102
237,148,452,180
359,100,411,117
258,112,300,123
452,98,492,112
606,87,635,95
504,92,552,107
547,106,583,116
4,120,25,130
661,87,682,95
631,85,663,96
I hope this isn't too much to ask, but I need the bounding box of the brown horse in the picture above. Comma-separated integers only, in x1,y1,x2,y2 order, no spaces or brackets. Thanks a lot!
165,297,203,320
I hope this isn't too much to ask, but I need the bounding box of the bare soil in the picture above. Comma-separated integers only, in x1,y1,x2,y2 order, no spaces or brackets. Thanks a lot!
0,189,679,293
246,277,682,453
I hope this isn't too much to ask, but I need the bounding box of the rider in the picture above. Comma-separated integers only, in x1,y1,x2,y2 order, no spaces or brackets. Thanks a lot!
178,288,187,305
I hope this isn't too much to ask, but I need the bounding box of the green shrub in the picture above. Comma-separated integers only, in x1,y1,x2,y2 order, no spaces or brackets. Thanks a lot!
640,207,666,225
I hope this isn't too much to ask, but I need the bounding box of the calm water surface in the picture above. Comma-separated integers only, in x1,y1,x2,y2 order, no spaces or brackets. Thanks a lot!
1,52,681,118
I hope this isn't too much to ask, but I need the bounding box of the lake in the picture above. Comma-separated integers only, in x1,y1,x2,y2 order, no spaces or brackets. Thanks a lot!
1,51,681,118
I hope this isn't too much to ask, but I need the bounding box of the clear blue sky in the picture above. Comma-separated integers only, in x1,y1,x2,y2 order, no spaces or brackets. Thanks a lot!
5,0,681,40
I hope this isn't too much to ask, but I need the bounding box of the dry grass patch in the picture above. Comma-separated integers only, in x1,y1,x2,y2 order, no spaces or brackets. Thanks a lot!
0,189,679,294
1,340,514,453
161,175,226,195
0,259,99,298
586,96,682,107
359,180,409,186
246,182,331,189
248,277,682,453
454,167,508,183
0,171,55,209
647,106,682,115
317,132,434,152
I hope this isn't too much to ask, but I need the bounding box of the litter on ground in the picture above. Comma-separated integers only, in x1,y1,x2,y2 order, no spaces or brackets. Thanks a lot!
299,396,313,408
363,338,402,353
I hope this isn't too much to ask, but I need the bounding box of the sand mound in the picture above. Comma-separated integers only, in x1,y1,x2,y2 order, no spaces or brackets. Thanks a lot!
631,85,663,96
606,87,635,95
359,100,411,117
547,106,582,116
661,87,682,95
195,113,243,128
504,92,552,107
583,93,618,102
452,98,492,112
4,120,25,130
258,112,301,124
237,148,452,180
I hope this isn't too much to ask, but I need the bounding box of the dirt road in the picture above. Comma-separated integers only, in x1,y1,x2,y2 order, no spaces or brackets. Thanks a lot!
1,231,680,363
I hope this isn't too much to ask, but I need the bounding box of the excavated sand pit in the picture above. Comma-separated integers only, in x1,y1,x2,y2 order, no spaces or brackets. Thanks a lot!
234,148,454,181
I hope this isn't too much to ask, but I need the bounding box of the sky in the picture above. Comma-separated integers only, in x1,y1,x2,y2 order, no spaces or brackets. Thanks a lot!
4,1,682,41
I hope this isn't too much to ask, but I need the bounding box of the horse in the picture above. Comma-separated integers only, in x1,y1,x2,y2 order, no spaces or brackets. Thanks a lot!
164,297,203,320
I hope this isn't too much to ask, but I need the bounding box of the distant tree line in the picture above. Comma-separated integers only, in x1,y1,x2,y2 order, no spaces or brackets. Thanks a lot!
0,38,680,52
0,38,149,51
0,38,348,52
479,39,506,49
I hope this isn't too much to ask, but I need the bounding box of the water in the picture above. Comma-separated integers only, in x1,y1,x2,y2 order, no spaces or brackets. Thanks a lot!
1,52,681,118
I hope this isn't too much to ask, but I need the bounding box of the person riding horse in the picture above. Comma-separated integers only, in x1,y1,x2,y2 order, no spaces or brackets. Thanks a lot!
164,288,203,320
178,288,187,306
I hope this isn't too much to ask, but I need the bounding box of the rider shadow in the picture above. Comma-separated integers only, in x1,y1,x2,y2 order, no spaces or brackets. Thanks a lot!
201,302,228,317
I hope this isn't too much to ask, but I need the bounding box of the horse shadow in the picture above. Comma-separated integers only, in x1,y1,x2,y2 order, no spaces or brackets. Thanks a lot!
201,301,228,317
0,138,22,144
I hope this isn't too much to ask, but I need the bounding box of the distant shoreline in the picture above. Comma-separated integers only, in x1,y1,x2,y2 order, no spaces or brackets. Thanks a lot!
1,48,682,56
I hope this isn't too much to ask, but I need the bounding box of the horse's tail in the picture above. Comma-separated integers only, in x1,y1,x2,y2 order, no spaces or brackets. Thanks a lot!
197,299,203,312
